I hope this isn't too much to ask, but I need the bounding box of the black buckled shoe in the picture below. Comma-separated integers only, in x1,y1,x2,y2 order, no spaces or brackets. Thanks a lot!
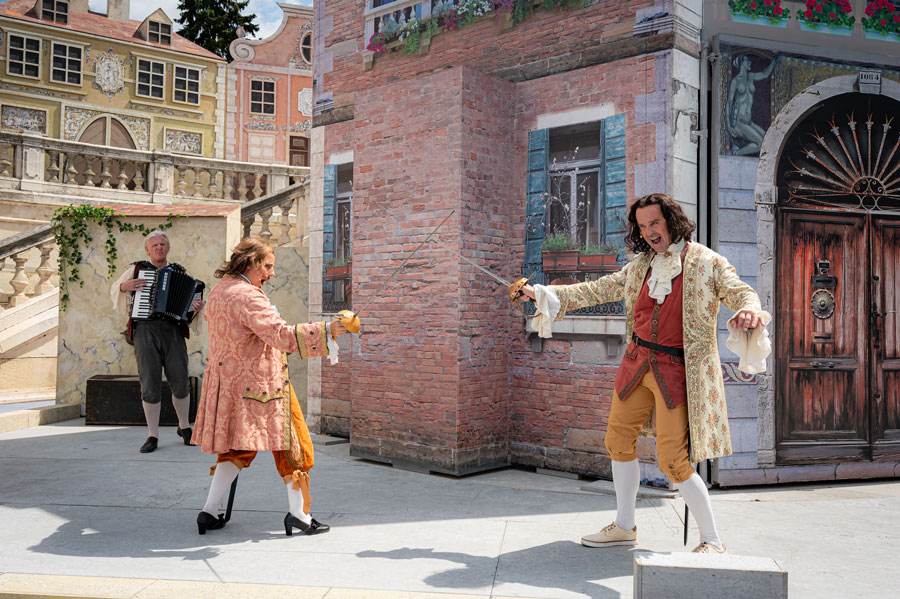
139,437,158,453
284,512,331,536
177,427,192,445
197,511,226,535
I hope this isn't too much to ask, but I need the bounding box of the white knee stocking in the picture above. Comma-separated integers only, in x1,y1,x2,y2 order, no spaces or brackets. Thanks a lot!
285,483,312,525
202,461,240,516
676,472,723,550
172,395,190,429
142,401,160,438
612,458,640,531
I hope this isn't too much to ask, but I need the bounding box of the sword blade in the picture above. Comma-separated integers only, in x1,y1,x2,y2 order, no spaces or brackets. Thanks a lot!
353,209,455,318
367,197,513,288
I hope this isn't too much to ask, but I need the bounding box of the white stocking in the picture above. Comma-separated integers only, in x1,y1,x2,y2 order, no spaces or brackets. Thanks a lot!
612,458,640,531
172,395,190,429
202,461,240,516
676,472,723,549
141,401,160,439
285,483,312,525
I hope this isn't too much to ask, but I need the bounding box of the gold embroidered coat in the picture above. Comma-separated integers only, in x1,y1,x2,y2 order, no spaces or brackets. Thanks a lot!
553,241,761,463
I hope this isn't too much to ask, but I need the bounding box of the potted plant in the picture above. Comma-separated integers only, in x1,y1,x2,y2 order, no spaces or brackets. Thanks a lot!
541,233,579,271
798,0,855,34
728,0,789,26
862,0,900,40
578,242,621,269
324,257,351,281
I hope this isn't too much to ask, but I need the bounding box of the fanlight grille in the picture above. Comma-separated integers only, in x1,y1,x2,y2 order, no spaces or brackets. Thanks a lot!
782,101,900,213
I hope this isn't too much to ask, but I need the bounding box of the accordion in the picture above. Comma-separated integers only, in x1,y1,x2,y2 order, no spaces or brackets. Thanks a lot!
131,266,206,325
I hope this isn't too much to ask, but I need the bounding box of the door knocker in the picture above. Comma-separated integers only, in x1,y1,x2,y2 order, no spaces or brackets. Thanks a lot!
811,289,835,319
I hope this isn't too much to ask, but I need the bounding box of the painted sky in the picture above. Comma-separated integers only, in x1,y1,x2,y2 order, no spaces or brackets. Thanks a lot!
85,0,312,40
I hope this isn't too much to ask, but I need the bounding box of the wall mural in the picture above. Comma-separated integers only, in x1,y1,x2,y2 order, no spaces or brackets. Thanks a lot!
1,105,47,133
724,50,779,156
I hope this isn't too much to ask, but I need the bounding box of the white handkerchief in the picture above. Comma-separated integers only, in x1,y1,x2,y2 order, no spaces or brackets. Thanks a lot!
326,334,340,365
725,310,772,374
532,284,561,339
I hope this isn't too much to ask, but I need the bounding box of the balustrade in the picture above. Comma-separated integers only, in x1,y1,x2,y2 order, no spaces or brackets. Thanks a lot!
0,225,58,311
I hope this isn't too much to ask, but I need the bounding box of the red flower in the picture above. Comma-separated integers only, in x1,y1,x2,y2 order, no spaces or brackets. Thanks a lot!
749,1,756,8
764,0,771,5
829,11,835,18
805,8,813,17
883,18,889,25
815,4,822,11
774,5,783,14
894,13,900,21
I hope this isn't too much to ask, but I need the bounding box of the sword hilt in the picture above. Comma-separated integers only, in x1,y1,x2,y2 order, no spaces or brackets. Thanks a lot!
332,309,361,340
508,276,532,316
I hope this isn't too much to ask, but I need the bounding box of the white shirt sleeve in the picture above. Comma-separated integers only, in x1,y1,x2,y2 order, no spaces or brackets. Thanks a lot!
110,267,134,318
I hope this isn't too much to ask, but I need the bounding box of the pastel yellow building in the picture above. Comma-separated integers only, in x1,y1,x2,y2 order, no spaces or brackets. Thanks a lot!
0,0,226,158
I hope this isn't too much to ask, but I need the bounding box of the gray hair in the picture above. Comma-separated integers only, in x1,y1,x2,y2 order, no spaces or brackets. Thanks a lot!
144,230,170,248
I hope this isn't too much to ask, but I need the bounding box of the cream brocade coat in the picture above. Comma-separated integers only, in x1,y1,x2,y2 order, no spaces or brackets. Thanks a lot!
553,241,761,463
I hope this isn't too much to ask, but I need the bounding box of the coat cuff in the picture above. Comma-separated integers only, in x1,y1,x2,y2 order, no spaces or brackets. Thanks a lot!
295,322,328,359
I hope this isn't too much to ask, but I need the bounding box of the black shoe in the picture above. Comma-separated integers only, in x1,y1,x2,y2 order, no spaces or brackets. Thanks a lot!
197,511,226,535
139,437,158,453
177,427,192,445
284,513,331,536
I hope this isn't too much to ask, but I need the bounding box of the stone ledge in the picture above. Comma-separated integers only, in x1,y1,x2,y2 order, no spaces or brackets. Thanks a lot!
634,551,787,598
717,462,900,488
0,402,80,434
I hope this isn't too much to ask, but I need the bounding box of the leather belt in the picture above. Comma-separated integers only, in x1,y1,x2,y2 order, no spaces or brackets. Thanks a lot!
633,334,684,359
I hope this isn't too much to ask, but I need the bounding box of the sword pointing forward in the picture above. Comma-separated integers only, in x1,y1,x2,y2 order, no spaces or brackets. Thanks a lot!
330,209,455,337
367,198,531,311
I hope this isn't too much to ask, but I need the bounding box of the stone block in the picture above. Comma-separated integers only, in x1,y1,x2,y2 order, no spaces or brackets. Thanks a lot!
633,551,787,599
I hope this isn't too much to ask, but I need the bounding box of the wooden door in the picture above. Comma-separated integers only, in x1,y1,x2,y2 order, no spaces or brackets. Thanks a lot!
776,210,869,463
871,216,900,460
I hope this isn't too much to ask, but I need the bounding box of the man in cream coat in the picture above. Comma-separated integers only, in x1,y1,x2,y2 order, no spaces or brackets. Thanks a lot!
517,193,768,554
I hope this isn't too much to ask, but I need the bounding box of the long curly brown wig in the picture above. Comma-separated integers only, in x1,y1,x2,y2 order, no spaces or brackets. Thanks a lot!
214,237,274,278
625,193,696,254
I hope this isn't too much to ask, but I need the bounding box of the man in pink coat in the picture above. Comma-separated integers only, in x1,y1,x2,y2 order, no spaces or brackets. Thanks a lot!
192,237,349,536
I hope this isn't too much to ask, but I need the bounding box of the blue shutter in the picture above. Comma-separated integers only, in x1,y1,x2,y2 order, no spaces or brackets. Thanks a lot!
323,164,337,299
602,114,627,253
524,129,549,287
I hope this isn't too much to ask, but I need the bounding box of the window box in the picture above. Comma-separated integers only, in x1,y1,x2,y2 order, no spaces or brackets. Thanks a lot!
578,252,618,269
542,249,580,272
325,263,351,281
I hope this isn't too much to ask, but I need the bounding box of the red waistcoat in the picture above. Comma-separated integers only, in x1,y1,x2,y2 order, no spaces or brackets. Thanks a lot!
614,265,687,409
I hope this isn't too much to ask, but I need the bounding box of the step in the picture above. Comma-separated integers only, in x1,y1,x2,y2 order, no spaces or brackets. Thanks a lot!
0,292,58,355
633,551,787,599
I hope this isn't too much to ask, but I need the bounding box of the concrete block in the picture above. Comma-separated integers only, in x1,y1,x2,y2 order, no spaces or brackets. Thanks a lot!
634,551,787,599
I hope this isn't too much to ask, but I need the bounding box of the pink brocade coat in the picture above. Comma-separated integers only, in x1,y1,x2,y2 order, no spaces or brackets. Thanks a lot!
191,275,329,455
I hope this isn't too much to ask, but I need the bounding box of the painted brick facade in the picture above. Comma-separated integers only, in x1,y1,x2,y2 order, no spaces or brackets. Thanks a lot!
312,0,698,477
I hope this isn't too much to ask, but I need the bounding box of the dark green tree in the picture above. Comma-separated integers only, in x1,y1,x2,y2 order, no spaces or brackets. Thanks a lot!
175,0,259,61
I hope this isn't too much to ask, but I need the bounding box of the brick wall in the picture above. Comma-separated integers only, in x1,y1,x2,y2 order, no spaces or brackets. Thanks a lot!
317,0,659,111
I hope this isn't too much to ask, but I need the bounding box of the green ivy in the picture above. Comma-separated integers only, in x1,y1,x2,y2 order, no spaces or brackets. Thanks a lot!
51,204,186,311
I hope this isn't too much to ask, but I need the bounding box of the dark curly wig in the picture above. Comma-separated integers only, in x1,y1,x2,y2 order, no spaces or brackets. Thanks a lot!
625,193,696,254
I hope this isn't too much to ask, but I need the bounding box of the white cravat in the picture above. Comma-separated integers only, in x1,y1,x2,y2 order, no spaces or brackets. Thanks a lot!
647,239,687,303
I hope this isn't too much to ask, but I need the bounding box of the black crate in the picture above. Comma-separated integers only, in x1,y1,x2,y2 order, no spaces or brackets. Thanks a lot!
85,375,199,426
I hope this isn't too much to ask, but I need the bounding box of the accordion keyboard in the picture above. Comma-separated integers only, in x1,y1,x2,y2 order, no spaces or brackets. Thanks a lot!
131,269,157,320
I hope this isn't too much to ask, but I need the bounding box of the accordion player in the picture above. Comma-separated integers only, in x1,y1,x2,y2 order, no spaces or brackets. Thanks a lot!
131,265,206,325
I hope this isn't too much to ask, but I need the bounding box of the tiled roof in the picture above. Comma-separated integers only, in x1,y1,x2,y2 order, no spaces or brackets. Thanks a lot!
0,0,223,61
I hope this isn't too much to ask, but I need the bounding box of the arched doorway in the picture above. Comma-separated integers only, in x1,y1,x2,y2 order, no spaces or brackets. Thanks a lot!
774,92,900,464
74,116,138,187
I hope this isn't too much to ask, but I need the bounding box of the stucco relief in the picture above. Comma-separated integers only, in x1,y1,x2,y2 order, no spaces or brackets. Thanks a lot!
289,23,314,69
64,107,100,140
298,88,312,117
119,115,150,150
244,121,282,131
290,120,311,136
92,48,127,100
127,101,203,120
1,105,47,133
165,128,202,154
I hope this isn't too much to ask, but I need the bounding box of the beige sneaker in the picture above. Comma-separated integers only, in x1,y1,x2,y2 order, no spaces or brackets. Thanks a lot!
581,522,637,547
692,542,727,554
